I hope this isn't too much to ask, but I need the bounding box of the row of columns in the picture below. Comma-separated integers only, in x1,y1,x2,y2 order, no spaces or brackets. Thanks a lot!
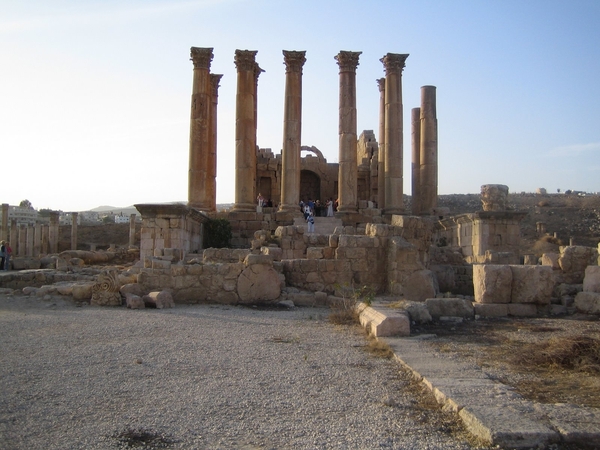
187,48,435,217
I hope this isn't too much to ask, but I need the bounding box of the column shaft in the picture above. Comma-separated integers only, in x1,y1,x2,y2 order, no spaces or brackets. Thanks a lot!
1,204,8,242
411,107,421,215
381,53,409,215
335,51,361,213
279,51,306,213
128,214,136,247
49,212,59,254
208,74,223,212
33,223,42,257
9,220,17,257
26,225,34,257
377,79,386,210
233,50,259,211
71,212,78,250
18,225,26,257
419,85,438,215
188,47,213,210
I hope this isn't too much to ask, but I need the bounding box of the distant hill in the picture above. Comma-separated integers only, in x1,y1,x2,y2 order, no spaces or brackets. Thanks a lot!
90,205,140,215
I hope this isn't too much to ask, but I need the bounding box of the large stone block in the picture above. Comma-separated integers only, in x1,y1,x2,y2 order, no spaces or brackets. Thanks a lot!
510,265,553,304
574,291,600,314
507,303,538,316
358,305,410,337
237,264,281,304
558,245,598,283
143,290,175,309
541,253,560,269
425,298,474,319
473,264,512,304
402,269,437,302
583,266,600,293
473,303,508,318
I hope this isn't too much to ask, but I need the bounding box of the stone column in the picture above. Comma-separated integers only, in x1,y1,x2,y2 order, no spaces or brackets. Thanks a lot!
33,223,42,257
208,73,223,212
233,50,259,212
335,50,361,214
411,107,421,215
9,219,17,256
377,79,386,210
381,53,409,215
252,63,265,205
188,47,214,210
41,224,49,254
49,211,59,254
18,225,26,257
279,50,307,214
129,214,137,247
419,85,438,215
71,212,78,251
26,225,34,257
1,203,8,242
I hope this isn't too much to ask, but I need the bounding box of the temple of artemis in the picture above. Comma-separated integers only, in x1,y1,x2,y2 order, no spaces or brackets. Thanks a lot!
134,46,443,256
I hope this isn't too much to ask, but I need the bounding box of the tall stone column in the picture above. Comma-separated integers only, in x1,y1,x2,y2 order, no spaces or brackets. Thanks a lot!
208,73,223,212
419,85,438,215
26,225,34,257
129,214,137,247
18,225,26,257
188,47,214,210
33,223,42,257
335,50,361,214
9,219,17,256
377,79,386,210
71,212,78,250
233,50,259,212
1,203,8,241
41,224,49,254
381,53,409,215
49,211,59,254
253,63,265,205
411,107,421,215
279,50,306,214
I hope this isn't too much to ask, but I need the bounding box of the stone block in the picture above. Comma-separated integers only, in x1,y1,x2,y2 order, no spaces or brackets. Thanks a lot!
583,266,600,293
329,234,339,248
237,264,281,304
261,246,282,261
510,265,553,304
541,253,560,269
358,305,410,337
507,303,538,317
574,291,600,314
151,259,171,270
402,270,437,302
558,245,599,283
473,303,508,318
473,264,512,304
125,293,145,309
306,247,323,259
425,298,474,319
143,290,175,309
244,254,273,266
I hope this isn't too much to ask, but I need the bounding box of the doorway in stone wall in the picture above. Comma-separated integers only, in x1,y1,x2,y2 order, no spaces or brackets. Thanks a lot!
300,170,321,202
259,177,272,204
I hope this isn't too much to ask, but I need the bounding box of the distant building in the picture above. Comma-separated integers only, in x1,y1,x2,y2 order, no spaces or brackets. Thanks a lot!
0,205,39,226
114,214,130,224
80,211,100,223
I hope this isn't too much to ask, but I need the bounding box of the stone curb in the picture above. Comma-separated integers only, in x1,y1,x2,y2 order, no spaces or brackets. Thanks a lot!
368,317,600,448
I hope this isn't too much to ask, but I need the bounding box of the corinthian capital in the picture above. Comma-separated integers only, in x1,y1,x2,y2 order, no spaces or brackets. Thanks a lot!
377,77,385,92
234,49,258,72
254,63,265,83
380,53,409,76
283,50,307,74
190,47,214,70
210,74,223,97
334,51,362,73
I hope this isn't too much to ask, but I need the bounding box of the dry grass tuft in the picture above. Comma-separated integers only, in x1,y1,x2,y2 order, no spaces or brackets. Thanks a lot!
328,297,360,325
364,334,395,359
512,336,600,374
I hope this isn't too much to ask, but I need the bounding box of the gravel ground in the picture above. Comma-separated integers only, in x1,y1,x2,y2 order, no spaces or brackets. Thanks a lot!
0,295,483,450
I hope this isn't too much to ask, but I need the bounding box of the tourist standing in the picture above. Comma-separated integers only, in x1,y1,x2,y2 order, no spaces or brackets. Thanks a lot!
0,241,5,270
326,198,334,217
306,212,315,233
3,241,11,271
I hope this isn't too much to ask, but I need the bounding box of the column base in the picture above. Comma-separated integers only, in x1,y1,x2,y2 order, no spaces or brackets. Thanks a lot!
232,203,256,212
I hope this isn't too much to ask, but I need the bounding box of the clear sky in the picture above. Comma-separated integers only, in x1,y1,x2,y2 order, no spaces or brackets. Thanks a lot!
2,0,599,212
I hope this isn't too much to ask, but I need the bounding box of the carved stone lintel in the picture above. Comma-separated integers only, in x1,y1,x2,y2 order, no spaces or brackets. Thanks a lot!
335,51,362,72
210,74,223,97
377,77,385,92
234,49,258,72
380,53,409,76
283,50,307,74
190,47,214,70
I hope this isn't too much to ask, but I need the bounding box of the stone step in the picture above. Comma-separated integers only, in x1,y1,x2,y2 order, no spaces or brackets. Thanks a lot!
293,216,343,235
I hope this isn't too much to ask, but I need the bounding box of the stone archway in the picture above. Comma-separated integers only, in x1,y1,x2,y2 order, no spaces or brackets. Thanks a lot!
300,170,321,202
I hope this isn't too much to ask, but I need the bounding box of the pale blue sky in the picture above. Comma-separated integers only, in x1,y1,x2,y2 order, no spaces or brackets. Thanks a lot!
2,0,599,211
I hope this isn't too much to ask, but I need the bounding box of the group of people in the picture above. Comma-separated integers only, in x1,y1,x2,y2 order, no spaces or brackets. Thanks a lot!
0,240,12,271
299,198,337,233
256,193,274,212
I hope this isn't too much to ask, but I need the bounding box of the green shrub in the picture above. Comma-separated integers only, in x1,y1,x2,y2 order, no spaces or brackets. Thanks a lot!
204,218,232,248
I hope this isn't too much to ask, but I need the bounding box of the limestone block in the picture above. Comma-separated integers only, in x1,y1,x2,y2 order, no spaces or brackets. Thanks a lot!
244,254,273,266
153,248,164,257
473,264,512,304
480,184,508,211
143,290,175,309
507,303,537,317
71,283,94,301
510,265,554,304
558,246,599,283
287,292,316,307
338,235,357,248
299,259,318,273
431,265,456,294
365,223,389,237
541,253,560,269
583,266,600,293
261,246,282,261
237,264,281,304
392,300,432,324
152,259,171,270
306,247,324,259
425,298,474,319
314,291,328,306
403,270,437,302
329,235,339,248
358,305,410,337
125,293,145,309
473,303,508,318
574,291,600,314
11,258,41,270
119,283,145,298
